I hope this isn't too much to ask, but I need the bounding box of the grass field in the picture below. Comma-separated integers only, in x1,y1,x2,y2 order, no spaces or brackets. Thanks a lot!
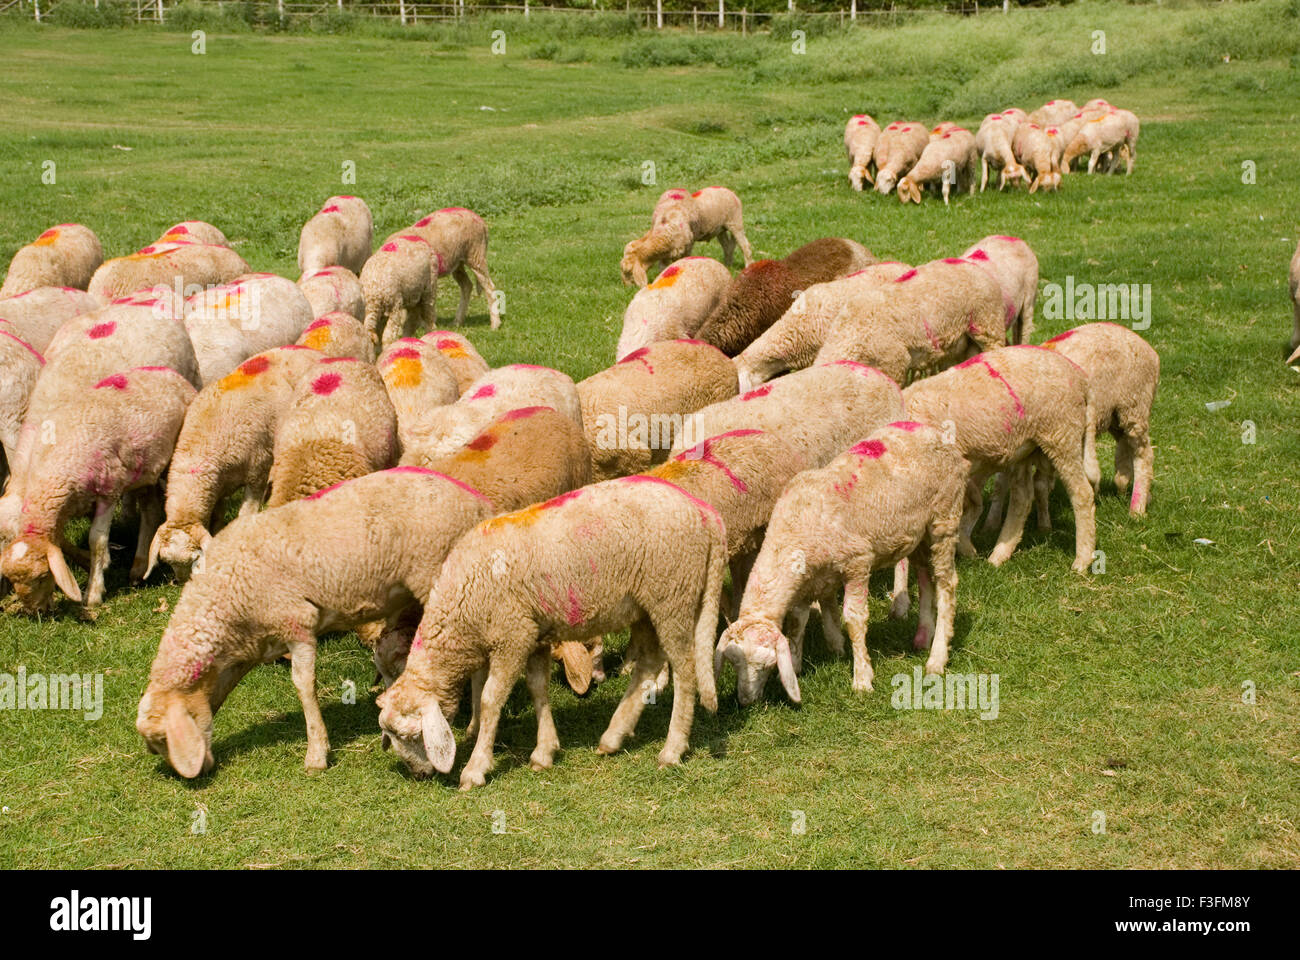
1,1,1298,869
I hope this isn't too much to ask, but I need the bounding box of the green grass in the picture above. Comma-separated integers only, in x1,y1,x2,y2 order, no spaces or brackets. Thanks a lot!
1,1,1298,869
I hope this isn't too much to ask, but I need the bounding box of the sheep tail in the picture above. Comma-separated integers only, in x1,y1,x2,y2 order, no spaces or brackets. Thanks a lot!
693,512,727,714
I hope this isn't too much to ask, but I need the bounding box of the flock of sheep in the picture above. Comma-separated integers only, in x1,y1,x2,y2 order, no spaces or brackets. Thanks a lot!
845,98,1141,201
0,109,1180,788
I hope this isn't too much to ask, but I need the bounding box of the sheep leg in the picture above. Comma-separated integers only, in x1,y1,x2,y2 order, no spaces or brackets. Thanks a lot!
651,612,698,767
718,231,737,269
988,462,1035,567
460,645,532,790
130,488,163,582
465,666,486,740
958,468,992,557
451,264,473,328
468,263,500,331
1033,459,1055,531
913,549,937,650
981,471,1010,533
525,648,560,771
1020,296,1035,343
1087,148,1101,174
417,289,437,339
1127,428,1155,516
980,156,989,192
380,304,407,349
889,558,910,619
727,220,754,266
819,587,845,656
783,605,811,673
597,619,663,755
287,636,328,771
924,532,958,676
840,570,873,693
1039,441,1098,573
85,501,115,606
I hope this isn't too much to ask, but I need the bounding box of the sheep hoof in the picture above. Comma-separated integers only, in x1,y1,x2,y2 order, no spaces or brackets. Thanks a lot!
852,673,874,694
957,540,977,558
987,549,1010,567
596,733,622,756
889,595,911,620
924,659,946,677
529,748,555,771
656,750,682,768
459,769,486,790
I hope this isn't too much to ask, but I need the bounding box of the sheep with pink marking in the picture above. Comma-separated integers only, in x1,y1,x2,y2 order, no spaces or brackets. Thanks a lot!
361,233,437,349
183,273,315,385
616,256,732,361
0,331,43,486
0,286,99,353
1012,123,1064,193
298,265,365,322
376,338,460,454
897,126,979,205
88,241,250,302
1,224,103,298
156,221,228,248
135,466,496,777
959,235,1040,344
392,207,500,329
297,312,374,362
974,113,1029,192
1062,108,1140,175
297,195,373,278
621,186,753,287
1029,99,1079,126
420,330,489,394
844,113,882,190
872,121,929,196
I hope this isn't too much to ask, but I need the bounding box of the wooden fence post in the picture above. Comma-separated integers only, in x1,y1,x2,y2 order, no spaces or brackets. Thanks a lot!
656,0,662,28
851,0,856,20
718,0,723,28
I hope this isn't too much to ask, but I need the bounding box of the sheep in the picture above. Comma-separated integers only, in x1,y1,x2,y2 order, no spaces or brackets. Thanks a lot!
1062,108,1139,175
0,224,103,297
376,338,460,453
0,331,43,485
578,339,738,481
297,195,373,277
1055,105,1113,167
1012,122,1064,193
975,113,1029,192
40,298,201,385
1289,240,1300,362
146,345,324,581
1000,107,1029,126
156,221,228,247
183,273,316,385
297,265,365,321
902,344,1098,572
296,312,375,362
401,364,582,464
266,357,398,507
897,127,979,205
88,241,250,302
714,421,969,704
959,235,1040,344
393,207,500,329
421,330,490,395
1028,99,1079,126
360,234,436,349
732,262,912,390
694,238,878,356
1,366,195,611
0,286,100,353
872,121,929,196
376,474,726,788
844,113,882,190
134,466,496,777
620,186,752,287
616,256,732,361
813,257,1008,383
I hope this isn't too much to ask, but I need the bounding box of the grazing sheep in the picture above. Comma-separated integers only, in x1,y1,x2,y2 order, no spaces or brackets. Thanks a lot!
844,113,882,190
88,241,250,302
733,262,912,390
1,224,103,297
1012,122,1064,193
360,234,436,349
616,256,732,361
873,121,929,196
40,298,201,385
297,195,373,277
897,127,979,205
620,186,752,287
297,312,374,362
147,345,323,581
1055,104,1113,167
1063,109,1139,175
402,364,582,464
694,238,878,356
975,113,1029,192
420,330,489,395
714,422,969,704
1289,240,1300,361
959,235,1040,344
579,339,738,481
1,366,195,611
135,467,496,777
1029,99,1079,126
157,221,228,247
902,345,1098,572
376,474,726,787
376,338,460,453
394,207,500,329
0,286,99,353
298,265,365,321
0,331,43,484
183,273,316,385
1000,107,1029,126
814,258,1008,382
266,358,398,507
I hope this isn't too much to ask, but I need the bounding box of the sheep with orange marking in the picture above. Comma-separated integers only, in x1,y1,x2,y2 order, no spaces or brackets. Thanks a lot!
420,330,489,394
0,366,195,611
156,221,228,248
1055,104,1112,166
898,126,979,205
183,273,315,385
88,241,249,302
266,357,398,507
959,235,1040,344
844,113,882,190
135,467,496,777
578,339,737,481
298,266,365,321
714,421,969,705
1029,99,1079,126
975,113,1029,192
1,224,103,298
146,346,323,581
1012,122,1064,193
376,338,460,453
620,186,752,287
392,207,500,329
872,121,929,196
297,312,374,362
377,474,726,788
0,286,99,353
360,234,436,349
616,255,732,361
1062,108,1140,175
297,195,373,278
694,238,877,356
814,258,1008,383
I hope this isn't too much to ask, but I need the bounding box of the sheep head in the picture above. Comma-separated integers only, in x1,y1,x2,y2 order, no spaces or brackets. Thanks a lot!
620,242,649,287
714,614,800,706
136,680,217,779
376,663,457,779
1,536,80,611
147,521,212,582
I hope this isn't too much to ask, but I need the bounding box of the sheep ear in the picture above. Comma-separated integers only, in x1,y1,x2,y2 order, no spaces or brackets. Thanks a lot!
775,635,802,704
163,700,207,779
421,703,456,774
556,641,592,696
46,544,81,602
144,528,163,580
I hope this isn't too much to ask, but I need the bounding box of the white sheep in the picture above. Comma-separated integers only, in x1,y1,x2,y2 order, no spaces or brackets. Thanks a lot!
88,241,250,302
420,330,490,394
376,338,460,453
297,265,365,321
1028,99,1079,126
0,224,103,297
616,256,732,361
0,330,43,485
0,286,100,353
897,127,979,205
360,234,436,349
1062,109,1139,175
296,311,375,362
156,221,228,247
844,113,882,190
297,195,373,277
395,207,500,329
959,235,1040,344
183,273,316,385
873,121,929,196
621,186,752,287
974,113,1029,191
1011,122,1064,193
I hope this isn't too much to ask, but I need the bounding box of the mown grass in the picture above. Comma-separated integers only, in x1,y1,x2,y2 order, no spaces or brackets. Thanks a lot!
0,1,1298,869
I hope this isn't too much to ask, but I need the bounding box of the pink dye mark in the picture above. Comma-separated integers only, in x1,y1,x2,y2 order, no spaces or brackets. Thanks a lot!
542,488,585,510
399,468,492,503
380,242,398,253
957,356,1024,429
414,215,434,227
311,372,343,395
564,586,584,627
887,122,900,130
398,234,425,244
942,257,966,265
1045,329,1076,344
88,321,116,339
658,265,682,281
305,318,332,332
967,249,989,261
506,363,552,371
887,420,924,432
832,473,858,500
0,330,43,364
618,347,654,374
321,204,341,213
619,474,720,523
850,439,887,459
437,206,476,217
95,373,129,390
921,320,942,351
434,252,447,277
894,269,918,283
305,478,348,500
468,384,496,400
321,356,357,364
676,432,757,493
1130,480,1144,511
386,347,422,361
499,406,550,422
741,384,774,401
189,658,212,683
